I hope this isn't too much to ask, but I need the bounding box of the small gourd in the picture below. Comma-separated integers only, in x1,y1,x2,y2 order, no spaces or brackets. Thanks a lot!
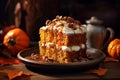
107,39,120,59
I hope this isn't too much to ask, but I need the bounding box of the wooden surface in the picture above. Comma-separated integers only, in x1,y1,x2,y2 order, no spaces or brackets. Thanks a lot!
0,62,120,80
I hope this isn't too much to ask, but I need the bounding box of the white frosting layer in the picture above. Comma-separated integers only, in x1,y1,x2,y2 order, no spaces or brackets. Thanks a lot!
40,26,47,30
62,27,74,34
74,28,81,34
40,21,87,34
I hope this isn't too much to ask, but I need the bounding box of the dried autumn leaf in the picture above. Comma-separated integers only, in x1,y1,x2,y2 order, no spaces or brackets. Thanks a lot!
85,68,108,76
0,69,33,80
104,56,119,62
0,57,22,65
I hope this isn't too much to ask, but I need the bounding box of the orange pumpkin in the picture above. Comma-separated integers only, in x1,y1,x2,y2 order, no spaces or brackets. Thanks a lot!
3,28,30,55
0,25,16,42
107,39,120,58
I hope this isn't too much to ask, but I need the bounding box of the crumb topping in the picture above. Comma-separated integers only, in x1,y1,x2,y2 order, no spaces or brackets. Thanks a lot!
41,15,86,34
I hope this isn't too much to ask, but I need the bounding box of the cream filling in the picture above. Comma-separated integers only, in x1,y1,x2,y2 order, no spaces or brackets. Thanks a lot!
41,42,85,52
46,42,54,48
62,44,85,52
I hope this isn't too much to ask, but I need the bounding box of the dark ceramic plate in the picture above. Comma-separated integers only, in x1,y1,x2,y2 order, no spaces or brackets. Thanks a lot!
17,47,105,71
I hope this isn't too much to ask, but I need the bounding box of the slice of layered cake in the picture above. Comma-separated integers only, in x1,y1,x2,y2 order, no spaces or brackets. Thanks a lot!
39,16,87,63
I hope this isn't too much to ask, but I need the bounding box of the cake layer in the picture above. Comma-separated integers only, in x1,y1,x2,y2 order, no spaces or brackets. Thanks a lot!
40,29,86,46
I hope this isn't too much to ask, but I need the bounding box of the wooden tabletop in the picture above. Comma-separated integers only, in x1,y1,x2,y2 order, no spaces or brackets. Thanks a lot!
0,61,120,80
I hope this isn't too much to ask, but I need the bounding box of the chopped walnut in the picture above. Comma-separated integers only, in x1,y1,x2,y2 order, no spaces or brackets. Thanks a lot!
62,16,67,20
46,20,51,25
56,15,62,20
74,20,81,25
67,17,74,23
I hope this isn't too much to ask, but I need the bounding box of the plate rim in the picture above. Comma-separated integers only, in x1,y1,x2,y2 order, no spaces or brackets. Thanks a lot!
17,47,105,66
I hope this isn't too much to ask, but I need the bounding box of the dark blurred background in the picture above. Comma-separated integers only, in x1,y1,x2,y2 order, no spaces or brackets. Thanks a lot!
0,0,120,42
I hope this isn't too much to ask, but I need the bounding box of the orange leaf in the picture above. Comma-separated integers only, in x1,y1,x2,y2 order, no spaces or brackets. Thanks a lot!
85,68,108,76
104,56,119,62
0,69,33,80
0,57,22,65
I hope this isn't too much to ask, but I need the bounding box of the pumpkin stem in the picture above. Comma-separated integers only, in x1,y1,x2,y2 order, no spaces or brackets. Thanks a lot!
7,38,16,46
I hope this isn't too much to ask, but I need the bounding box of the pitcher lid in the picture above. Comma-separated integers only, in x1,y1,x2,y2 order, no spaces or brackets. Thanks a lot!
86,16,103,25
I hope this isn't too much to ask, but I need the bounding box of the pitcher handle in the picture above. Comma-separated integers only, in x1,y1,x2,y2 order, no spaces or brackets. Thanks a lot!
102,27,114,50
